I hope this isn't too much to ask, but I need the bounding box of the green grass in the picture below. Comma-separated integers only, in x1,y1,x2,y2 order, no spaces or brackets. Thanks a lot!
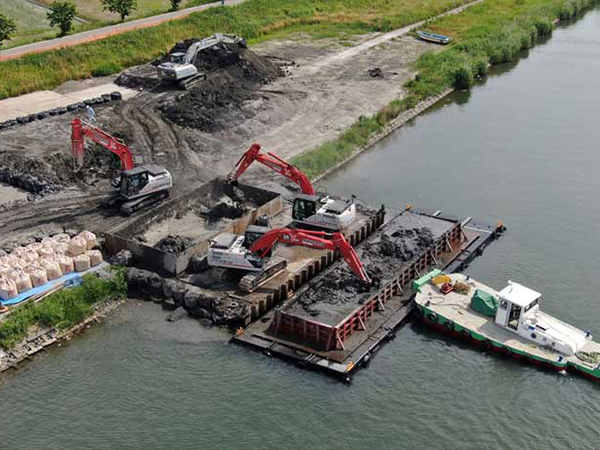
0,267,127,350
291,0,598,179
0,0,470,99
3,0,52,41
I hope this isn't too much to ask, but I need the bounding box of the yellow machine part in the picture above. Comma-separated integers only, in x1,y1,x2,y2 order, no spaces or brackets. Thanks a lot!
432,275,452,285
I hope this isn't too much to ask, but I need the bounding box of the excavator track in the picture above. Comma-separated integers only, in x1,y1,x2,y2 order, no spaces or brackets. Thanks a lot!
238,256,287,293
178,73,207,90
121,191,169,215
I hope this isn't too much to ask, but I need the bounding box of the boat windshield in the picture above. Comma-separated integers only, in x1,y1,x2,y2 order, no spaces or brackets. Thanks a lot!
524,298,539,313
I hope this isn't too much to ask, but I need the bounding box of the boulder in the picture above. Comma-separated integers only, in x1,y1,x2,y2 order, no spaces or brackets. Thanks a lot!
110,249,133,266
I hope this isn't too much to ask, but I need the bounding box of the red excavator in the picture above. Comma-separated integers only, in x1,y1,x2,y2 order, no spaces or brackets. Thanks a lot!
71,117,172,214
228,144,357,231
207,226,371,292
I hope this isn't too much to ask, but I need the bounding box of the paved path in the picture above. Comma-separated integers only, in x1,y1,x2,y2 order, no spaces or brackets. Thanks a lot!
0,0,246,62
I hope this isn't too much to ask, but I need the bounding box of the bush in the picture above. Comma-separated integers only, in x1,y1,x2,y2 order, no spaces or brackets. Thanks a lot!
0,267,126,350
91,62,121,77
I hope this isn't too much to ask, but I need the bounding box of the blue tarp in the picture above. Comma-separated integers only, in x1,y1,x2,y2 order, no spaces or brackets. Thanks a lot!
1,262,109,306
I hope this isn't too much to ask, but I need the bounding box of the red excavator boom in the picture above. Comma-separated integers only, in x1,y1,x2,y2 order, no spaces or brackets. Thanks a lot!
250,228,371,284
71,117,135,172
228,144,315,195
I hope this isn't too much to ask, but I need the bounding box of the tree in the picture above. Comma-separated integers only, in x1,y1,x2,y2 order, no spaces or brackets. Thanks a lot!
101,0,137,22
170,0,183,11
0,14,17,48
47,2,77,37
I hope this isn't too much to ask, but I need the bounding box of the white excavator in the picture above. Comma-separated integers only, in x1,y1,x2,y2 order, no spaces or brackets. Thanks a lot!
71,118,172,214
207,226,371,292
157,33,247,90
228,144,357,231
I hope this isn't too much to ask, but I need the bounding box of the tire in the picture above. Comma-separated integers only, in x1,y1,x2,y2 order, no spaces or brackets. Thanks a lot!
459,329,471,341
480,339,493,352
414,306,424,318
444,320,454,332
427,312,438,324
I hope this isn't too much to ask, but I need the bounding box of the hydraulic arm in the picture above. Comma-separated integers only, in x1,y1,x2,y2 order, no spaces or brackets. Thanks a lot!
250,228,371,284
228,144,315,195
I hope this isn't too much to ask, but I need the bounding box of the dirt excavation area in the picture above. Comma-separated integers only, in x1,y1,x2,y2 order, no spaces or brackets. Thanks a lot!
0,31,438,245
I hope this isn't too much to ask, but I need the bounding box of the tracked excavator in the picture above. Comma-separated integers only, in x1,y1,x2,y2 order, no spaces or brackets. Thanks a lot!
207,226,371,292
228,144,357,231
71,118,172,215
157,33,247,90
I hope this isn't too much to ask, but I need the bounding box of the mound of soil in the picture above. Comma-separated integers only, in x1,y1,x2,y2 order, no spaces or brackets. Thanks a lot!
0,144,121,195
296,227,435,317
204,201,247,222
155,235,195,253
159,42,284,132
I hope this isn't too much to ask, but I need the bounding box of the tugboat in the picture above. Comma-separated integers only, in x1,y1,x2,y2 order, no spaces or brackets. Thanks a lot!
413,270,600,380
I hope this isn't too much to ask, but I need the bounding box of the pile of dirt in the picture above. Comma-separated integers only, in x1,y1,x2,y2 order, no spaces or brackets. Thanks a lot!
155,235,195,253
115,65,160,90
159,42,284,132
0,145,121,195
204,201,247,222
296,227,435,317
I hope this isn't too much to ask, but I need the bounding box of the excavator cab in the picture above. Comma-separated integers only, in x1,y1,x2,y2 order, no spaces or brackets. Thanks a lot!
121,168,149,198
168,52,186,64
292,194,318,221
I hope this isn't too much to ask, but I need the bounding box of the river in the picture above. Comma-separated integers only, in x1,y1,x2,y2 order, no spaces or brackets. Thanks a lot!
2,8,600,450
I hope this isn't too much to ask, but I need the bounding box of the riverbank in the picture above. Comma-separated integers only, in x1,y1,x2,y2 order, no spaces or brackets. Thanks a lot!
0,267,127,371
292,0,599,180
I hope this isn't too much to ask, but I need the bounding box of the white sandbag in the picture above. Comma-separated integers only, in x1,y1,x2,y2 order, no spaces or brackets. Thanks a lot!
21,252,39,264
68,236,87,257
30,268,48,287
73,254,91,272
38,246,54,259
78,231,98,250
26,242,43,253
87,250,103,267
0,277,18,300
56,256,74,274
54,243,69,255
42,236,57,245
52,233,71,244
12,258,26,269
2,254,18,266
11,247,26,258
13,270,33,294
40,259,63,280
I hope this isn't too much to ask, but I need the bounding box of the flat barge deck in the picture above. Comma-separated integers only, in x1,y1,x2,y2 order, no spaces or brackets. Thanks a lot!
233,208,505,380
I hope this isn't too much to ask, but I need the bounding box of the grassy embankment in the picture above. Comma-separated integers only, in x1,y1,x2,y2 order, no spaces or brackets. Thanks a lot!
291,0,598,179
0,0,472,99
0,268,127,350
1,0,212,50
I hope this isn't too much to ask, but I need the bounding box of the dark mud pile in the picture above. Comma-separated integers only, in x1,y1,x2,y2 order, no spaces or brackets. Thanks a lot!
159,42,284,131
0,145,120,195
195,182,249,221
296,227,435,319
155,235,195,253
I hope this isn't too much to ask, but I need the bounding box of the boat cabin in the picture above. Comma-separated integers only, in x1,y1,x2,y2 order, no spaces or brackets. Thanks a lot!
495,281,588,356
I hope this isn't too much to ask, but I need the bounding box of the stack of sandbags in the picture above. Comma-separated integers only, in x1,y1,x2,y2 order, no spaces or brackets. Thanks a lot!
54,243,69,255
40,259,63,280
55,255,75,274
87,250,103,267
0,277,18,301
78,231,98,250
73,254,91,272
68,236,87,257
21,251,39,265
26,242,43,254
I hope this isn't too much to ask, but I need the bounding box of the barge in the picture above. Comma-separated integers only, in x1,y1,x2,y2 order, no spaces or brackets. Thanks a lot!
233,208,505,380
414,270,600,381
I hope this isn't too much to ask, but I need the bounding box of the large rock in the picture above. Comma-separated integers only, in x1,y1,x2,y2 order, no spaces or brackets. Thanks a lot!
183,286,214,311
110,249,134,267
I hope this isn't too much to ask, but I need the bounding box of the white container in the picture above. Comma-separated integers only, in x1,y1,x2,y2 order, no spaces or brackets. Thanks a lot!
13,270,33,294
78,231,98,250
68,236,87,257
0,278,18,300
87,250,103,267
73,254,91,272
56,256,75,274
30,268,48,287
40,259,63,280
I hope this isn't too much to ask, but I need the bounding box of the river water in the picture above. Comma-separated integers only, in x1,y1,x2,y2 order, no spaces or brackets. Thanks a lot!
2,8,600,450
